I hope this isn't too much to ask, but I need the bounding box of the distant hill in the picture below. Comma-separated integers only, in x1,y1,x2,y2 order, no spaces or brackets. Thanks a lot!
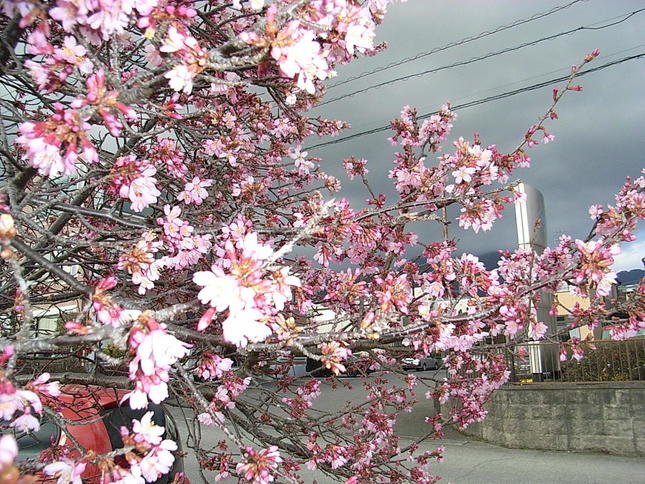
477,251,502,270
476,255,643,285
616,269,644,285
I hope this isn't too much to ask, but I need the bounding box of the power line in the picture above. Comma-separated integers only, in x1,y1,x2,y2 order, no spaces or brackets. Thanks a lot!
443,42,645,107
319,8,645,107
328,0,586,90
306,52,645,151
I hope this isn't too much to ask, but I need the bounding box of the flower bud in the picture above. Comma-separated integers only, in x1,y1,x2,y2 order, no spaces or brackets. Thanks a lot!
359,311,375,329
584,49,600,62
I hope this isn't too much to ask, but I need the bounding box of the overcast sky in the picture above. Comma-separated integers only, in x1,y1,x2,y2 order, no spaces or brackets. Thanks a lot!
308,0,645,271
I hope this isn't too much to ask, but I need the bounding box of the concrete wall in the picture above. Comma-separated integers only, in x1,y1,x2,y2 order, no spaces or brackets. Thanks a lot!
461,382,645,456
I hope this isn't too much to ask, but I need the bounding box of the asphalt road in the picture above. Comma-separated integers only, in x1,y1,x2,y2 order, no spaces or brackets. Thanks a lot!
170,371,645,483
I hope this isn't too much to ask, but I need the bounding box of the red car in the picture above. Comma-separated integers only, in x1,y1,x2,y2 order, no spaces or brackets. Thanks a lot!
15,385,188,483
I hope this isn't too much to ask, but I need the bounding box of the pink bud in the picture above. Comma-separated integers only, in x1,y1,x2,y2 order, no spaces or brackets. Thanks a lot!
585,49,600,62
97,276,117,291
197,307,216,331
360,311,376,329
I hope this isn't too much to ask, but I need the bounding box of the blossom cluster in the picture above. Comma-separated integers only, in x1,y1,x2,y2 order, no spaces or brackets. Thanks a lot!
84,411,179,483
193,230,300,346
73,69,137,136
25,32,93,92
280,379,321,418
16,104,98,178
197,353,234,381
0,372,59,434
2,0,643,481
240,0,379,94
126,312,191,409
88,276,125,328
236,445,282,484
160,25,208,94
50,0,159,41
109,155,160,212
118,232,164,295
198,374,251,427
319,342,352,375
156,206,213,271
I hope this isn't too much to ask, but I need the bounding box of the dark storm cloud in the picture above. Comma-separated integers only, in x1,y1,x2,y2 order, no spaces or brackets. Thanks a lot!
310,0,645,265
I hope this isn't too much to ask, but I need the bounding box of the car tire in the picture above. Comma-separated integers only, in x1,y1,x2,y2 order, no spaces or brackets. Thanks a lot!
421,363,427,371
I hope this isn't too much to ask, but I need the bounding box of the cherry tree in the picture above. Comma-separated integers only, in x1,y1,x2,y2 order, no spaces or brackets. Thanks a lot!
0,1,643,483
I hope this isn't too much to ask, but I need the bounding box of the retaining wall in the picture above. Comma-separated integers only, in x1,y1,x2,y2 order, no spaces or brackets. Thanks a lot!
461,382,645,456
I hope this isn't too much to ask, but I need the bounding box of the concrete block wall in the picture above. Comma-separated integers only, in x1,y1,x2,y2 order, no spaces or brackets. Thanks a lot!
461,382,645,456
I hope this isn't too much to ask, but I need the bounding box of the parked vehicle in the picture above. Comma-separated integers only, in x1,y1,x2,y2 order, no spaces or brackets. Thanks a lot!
402,356,440,371
12,385,188,483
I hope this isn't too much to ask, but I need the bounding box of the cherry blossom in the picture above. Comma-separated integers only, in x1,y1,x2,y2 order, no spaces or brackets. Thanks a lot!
236,446,282,484
119,411,178,482
0,375,45,433
0,435,17,466
16,105,97,177
320,342,352,376
44,460,87,484
198,354,234,380
177,177,213,205
109,155,160,212
126,313,191,408
193,231,300,346
573,240,620,297
0,2,641,482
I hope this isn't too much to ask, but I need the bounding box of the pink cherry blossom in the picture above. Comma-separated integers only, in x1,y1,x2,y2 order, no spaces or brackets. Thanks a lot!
30,373,61,397
16,105,97,177
2,3,643,482
528,321,548,340
165,64,196,93
0,435,17,466
10,414,40,432
178,177,213,205
44,460,87,484
132,411,165,445
138,440,178,481
110,155,160,212
126,313,191,408
56,36,93,73
573,239,620,297
222,308,272,347
269,25,331,94
236,446,282,484
198,354,234,380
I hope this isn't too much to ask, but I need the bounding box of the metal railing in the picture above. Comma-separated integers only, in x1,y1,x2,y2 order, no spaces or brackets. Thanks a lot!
477,338,645,383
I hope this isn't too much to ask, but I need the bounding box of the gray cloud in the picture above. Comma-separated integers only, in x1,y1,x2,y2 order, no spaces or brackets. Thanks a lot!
310,0,645,265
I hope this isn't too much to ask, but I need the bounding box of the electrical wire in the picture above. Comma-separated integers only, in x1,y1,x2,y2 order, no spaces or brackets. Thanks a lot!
306,52,645,151
319,8,645,107
329,0,586,90
445,42,645,107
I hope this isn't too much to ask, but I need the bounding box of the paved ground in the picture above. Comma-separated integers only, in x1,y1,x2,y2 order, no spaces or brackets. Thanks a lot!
171,371,645,483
